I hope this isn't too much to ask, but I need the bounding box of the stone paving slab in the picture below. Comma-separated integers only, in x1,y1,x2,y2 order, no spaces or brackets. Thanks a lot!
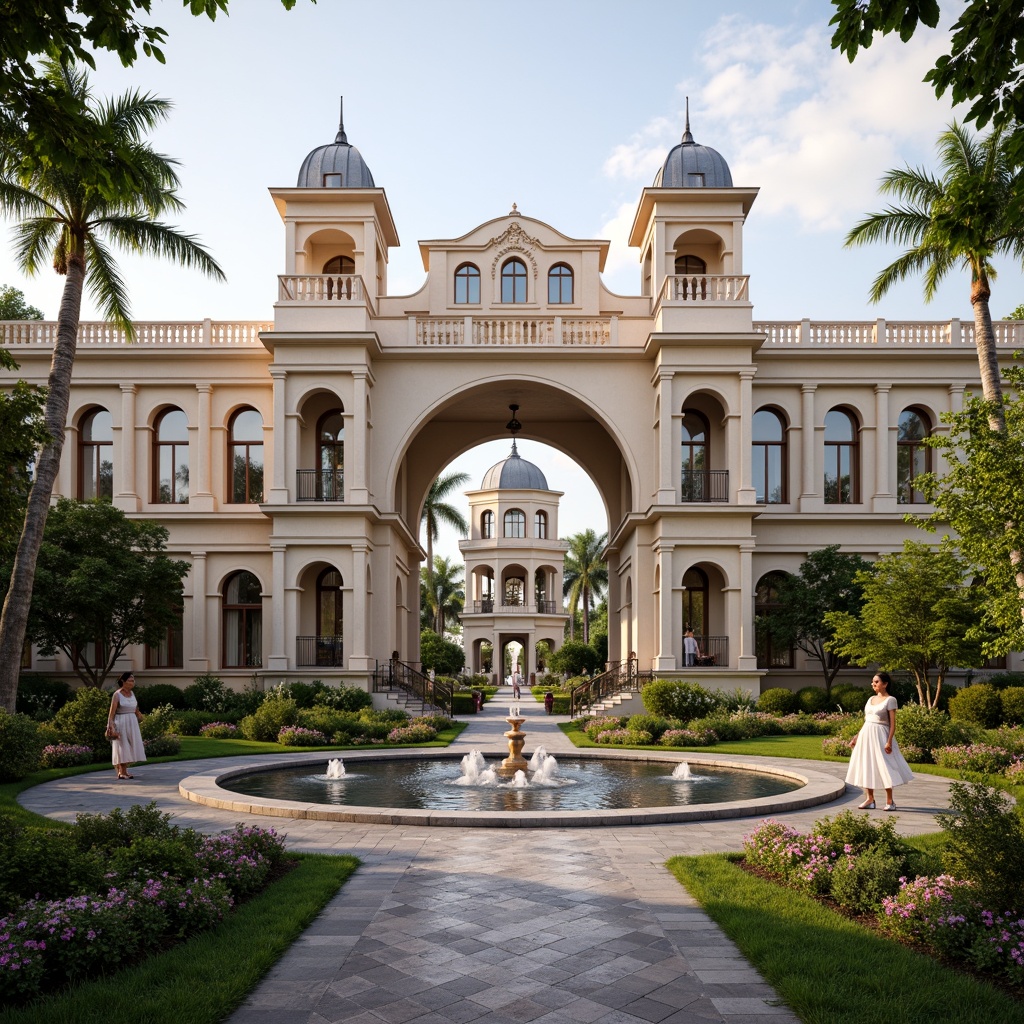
18,687,956,1023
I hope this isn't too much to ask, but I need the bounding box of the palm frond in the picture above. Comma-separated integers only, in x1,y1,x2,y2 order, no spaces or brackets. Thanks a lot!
10,218,63,276
876,166,944,205
83,234,133,333
99,90,173,143
97,218,226,280
0,180,59,219
845,206,931,249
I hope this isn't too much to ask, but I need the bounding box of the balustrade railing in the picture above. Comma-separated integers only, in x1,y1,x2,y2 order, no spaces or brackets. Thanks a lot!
0,320,271,347
296,635,344,667
659,274,750,303
681,469,729,502
277,274,367,305
467,599,561,615
414,316,612,346
756,318,1024,347
296,469,344,501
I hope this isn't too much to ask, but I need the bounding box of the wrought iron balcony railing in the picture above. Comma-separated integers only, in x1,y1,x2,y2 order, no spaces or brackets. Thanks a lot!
296,635,343,667
680,469,729,502
296,469,344,501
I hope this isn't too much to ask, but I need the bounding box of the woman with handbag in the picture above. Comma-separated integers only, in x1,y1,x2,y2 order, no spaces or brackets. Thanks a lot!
106,671,146,780
845,672,914,810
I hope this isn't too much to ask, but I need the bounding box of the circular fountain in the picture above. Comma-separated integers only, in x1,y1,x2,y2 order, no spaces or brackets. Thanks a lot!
179,708,845,827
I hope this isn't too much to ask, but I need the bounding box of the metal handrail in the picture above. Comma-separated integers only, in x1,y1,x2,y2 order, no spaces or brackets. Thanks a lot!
371,658,453,716
569,659,654,717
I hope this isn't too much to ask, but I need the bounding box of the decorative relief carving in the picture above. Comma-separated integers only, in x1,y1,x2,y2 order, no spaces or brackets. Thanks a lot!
489,221,541,279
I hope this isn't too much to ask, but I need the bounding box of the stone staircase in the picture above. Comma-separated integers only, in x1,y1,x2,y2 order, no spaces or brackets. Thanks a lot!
375,686,440,718
586,691,640,715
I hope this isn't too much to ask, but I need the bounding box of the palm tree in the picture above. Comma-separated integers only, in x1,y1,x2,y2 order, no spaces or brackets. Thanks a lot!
0,62,225,712
420,556,465,635
846,122,1024,425
420,469,469,591
562,528,608,645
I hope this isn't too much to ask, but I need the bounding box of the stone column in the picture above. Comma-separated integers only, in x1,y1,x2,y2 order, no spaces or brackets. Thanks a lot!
873,384,892,509
349,371,370,504
192,384,215,512
656,371,676,503
267,542,288,672
655,543,676,671
115,384,139,511
268,367,288,502
737,369,756,504
348,545,372,670
800,383,817,507
188,551,209,672
737,543,756,670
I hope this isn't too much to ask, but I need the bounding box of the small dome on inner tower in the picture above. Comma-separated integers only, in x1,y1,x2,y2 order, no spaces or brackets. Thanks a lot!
654,102,732,188
297,99,376,188
481,442,549,490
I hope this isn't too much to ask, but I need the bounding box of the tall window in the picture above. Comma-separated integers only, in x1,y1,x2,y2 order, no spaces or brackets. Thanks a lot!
501,258,527,303
682,567,708,637
548,263,573,304
824,408,859,504
680,409,708,500
323,255,355,299
455,263,481,304
534,510,548,539
481,510,495,539
752,408,787,503
504,508,525,538
318,410,344,500
755,572,792,668
79,407,113,501
504,576,525,606
154,408,189,504
223,570,262,668
317,567,343,637
897,407,931,504
147,607,183,668
229,408,264,503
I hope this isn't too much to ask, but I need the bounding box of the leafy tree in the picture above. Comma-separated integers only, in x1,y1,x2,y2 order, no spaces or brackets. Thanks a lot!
420,555,464,636
419,629,465,676
830,1,1024,136
0,284,42,320
8,499,190,688
919,364,1024,653
765,546,873,696
562,528,608,645
825,541,988,708
0,62,224,712
548,639,600,678
0,351,47,563
420,469,468,596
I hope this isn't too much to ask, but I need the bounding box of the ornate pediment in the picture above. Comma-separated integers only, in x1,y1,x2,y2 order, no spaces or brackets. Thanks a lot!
489,220,541,279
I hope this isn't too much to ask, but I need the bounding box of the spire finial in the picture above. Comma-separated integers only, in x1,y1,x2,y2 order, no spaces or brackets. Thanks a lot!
681,96,694,144
509,202,520,216
335,96,348,145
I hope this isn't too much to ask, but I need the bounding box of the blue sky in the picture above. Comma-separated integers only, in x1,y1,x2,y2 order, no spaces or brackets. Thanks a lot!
2,0,1019,563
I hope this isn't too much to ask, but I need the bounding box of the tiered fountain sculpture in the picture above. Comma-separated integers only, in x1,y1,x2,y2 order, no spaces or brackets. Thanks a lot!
498,705,528,775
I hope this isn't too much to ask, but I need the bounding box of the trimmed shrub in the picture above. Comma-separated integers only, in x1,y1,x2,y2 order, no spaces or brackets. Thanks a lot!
296,706,360,738
830,847,904,913
821,736,853,757
583,716,625,741
139,703,176,740
386,724,437,744
239,692,298,741
133,683,187,712
182,674,233,713
948,683,1003,729
832,685,870,713
359,708,408,726
981,671,1024,691
411,714,452,732
451,691,479,715
50,686,110,755
894,703,968,758
641,680,721,721
0,710,42,781
15,676,72,720
624,714,669,740
198,721,239,739
143,734,181,757
39,743,93,769
999,686,1024,726
171,709,222,735
660,727,718,746
277,725,327,746
795,687,831,714
932,744,1016,774
757,687,798,716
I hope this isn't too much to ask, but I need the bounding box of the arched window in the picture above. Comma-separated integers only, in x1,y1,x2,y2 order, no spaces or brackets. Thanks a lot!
682,567,708,638
316,568,344,665
229,408,264,503
752,408,787,503
755,572,793,668
147,606,183,668
680,410,709,500
674,254,706,274
154,408,189,504
501,258,527,303
323,255,355,299
454,263,481,304
824,408,859,504
674,255,707,300
317,410,344,501
534,510,548,539
481,509,495,539
504,508,525,538
897,407,931,504
223,570,262,668
504,576,525,606
548,263,573,304
79,407,113,501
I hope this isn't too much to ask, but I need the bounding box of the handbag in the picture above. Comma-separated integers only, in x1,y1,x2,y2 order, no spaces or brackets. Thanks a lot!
105,724,119,740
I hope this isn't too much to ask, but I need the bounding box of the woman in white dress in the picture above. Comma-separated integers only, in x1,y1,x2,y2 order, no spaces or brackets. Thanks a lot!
106,672,146,780
846,672,915,811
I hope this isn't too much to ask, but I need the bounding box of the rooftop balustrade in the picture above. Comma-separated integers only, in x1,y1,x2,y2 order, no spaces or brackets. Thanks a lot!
0,320,271,347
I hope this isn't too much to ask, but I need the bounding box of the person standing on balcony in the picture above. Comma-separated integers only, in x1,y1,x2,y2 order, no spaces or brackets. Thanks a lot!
684,629,701,667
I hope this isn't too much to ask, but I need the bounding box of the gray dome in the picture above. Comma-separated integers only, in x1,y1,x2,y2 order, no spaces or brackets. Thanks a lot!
654,114,732,188
481,443,548,490
297,102,375,188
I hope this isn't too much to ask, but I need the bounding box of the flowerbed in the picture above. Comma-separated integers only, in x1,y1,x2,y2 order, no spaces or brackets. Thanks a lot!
660,727,719,746
931,744,1018,774
276,725,328,746
38,744,93,769
198,721,239,738
386,724,437,744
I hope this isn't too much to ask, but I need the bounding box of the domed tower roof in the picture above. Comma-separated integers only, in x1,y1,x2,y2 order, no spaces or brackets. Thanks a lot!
297,99,375,188
481,442,549,490
653,102,732,188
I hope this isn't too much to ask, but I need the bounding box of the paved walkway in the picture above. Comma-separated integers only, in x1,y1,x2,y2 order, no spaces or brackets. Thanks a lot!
20,690,955,1024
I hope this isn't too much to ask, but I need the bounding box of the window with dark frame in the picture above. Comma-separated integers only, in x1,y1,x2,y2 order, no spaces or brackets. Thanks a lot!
501,258,527,303
79,407,113,501
752,408,787,503
229,408,264,503
547,263,573,304
455,263,481,304
824,408,859,504
154,408,189,504
897,407,931,504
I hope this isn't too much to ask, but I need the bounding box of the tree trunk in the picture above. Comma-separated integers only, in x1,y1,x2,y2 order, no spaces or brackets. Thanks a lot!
971,283,1005,428
0,255,85,712
582,583,590,645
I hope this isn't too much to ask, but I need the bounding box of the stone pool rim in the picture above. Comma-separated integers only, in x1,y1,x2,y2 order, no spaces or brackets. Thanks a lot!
178,748,847,828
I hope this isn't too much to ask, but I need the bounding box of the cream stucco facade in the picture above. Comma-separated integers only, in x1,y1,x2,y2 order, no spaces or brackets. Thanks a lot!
3,117,1022,693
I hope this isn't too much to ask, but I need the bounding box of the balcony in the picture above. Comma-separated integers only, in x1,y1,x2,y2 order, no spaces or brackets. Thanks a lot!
467,600,563,615
681,469,729,502
659,275,749,304
296,469,344,501
278,274,370,306
415,316,615,347
296,635,344,667
687,635,729,667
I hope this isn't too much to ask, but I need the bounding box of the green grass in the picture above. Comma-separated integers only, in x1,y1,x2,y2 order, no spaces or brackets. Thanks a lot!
667,854,1024,1024
0,852,358,1024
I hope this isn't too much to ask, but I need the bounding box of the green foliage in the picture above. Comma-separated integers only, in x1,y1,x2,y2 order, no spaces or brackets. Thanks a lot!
756,688,798,716
182,674,232,712
895,703,969,756
17,499,191,687
135,683,187,711
826,541,987,708
641,679,721,721
1000,687,1024,725
296,706,359,739
829,847,905,914
938,781,1024,912
73,801,182,854
0,284,43,319
419,629,465,676
420,555,465,635
0,709,41,780
0,367,47,562
143,734,181,756
562,528,608,645
832,685,870,713
15,675,72,719
948,683,1004,728
548,639,600,677
982,671,1024,689
50,685,109,754
624,714,669,739
171,709,222,735
716,687,758,713
139,703,176,739
795,686,831,714
239,692,297,742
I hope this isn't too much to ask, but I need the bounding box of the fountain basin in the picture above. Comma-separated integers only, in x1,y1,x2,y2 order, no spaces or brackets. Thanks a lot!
179,749,846,828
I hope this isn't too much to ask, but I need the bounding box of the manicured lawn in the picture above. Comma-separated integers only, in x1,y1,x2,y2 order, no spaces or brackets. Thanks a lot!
668,853,1024,1024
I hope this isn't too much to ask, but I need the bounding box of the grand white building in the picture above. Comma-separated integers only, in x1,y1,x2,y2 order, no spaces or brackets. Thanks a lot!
3,110,1021,693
